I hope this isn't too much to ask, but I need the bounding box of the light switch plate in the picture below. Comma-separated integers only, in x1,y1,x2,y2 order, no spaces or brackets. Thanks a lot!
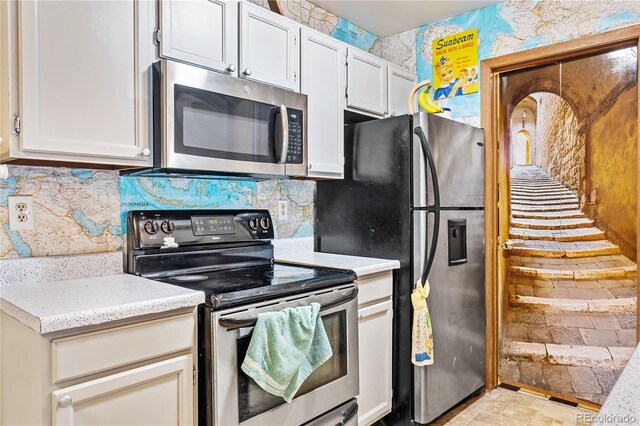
8,196,34,230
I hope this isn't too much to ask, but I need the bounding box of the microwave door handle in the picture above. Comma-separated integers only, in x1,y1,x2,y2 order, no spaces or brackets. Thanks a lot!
277,105,289,163
218,288,358,330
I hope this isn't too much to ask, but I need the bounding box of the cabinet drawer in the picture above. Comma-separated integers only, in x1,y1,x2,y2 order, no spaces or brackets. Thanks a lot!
356,272,393,306
52,313,195,383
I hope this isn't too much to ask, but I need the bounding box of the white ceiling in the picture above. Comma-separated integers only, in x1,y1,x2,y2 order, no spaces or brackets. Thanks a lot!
310,0,502,37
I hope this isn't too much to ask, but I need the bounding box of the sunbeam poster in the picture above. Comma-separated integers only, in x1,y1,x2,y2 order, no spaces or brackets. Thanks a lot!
432,28,478,100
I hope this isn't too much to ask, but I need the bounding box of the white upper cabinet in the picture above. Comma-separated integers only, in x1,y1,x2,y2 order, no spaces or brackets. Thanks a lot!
301,28,346,178
387,64,417,117
159,0,238,75
239,2,300,91
346,48,388,116
15,0,154,166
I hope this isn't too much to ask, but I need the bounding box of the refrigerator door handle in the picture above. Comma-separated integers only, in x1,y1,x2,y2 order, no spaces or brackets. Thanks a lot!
414,126,441,285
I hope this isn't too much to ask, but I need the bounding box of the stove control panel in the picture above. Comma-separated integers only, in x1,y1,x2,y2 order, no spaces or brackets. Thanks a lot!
128,210,274,249
191,215,235,236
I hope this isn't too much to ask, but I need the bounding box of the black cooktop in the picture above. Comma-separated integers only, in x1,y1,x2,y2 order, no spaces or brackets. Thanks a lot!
154,262,357,309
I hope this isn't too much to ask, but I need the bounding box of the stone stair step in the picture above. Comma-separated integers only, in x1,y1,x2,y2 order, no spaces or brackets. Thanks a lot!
509,295,637,312
512,210,586,220
509,280,624,300
511,193,578,204
510,198,580,206
512,185,567,191
511,217,594,230
503,341,633,368
509,265,636,280
512,204,580,212
511,182,562,187
511,192,577,199
512,242,622,258
509,227,605,242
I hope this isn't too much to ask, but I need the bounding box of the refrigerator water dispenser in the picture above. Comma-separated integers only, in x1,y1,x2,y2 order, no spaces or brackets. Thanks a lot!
448,219,467,266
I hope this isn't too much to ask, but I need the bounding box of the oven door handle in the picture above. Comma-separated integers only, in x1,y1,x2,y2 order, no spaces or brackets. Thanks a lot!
218,288,358,330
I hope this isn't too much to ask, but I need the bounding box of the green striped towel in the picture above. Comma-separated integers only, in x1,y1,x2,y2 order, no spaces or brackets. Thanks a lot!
241,302,333,403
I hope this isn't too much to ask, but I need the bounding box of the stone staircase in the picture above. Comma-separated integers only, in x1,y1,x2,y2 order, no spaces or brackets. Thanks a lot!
499,166,637,405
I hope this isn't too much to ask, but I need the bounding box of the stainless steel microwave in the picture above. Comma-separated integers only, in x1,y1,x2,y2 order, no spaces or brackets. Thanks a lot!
154,60,307,177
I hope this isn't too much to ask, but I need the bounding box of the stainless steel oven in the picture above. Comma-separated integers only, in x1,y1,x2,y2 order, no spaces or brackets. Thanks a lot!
156,60,307,177
207,284,359,426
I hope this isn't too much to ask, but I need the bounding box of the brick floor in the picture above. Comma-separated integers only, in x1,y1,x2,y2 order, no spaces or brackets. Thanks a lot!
500,166,637,406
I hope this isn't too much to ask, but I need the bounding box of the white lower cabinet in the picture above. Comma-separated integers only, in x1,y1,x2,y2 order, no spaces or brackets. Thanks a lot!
356,272,393,425
0,310,197,426
52,355,193,426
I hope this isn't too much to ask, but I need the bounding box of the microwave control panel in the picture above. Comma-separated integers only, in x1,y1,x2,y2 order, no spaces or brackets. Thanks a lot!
286,109,303,164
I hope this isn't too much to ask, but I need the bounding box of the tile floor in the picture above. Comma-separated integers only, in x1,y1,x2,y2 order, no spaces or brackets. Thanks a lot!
447,387,595,425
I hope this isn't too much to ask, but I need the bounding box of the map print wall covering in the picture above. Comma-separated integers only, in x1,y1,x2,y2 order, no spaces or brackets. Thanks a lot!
0,166,315,259
414,0,640,126
2,0,640,259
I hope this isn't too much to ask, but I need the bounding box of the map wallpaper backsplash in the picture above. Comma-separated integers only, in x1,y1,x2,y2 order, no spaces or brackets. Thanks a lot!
0,166,314,259
2,0,640,259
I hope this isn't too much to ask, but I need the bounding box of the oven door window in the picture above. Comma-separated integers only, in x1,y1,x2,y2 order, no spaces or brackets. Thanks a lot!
174,84,278,163
236,311,348,423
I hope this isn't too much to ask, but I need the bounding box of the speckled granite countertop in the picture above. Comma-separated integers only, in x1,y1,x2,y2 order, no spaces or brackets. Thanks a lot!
594,343,640,425
0,274,205,334
275,252,400,278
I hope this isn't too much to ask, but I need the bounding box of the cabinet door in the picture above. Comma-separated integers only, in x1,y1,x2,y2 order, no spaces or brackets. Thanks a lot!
346,48,388,116
387,64,416,117
18,1,154,166
357,300,393,426
52,355,193,426
160,0,238,75
239,2,300,91
301,28,345,178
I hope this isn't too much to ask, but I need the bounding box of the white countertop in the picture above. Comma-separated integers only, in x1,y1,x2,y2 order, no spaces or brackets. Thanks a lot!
275,252,400,278
595,343,640,425
0,274,205,334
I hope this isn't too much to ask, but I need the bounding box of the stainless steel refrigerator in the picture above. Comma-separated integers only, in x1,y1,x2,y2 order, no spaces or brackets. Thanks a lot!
316,112,485,425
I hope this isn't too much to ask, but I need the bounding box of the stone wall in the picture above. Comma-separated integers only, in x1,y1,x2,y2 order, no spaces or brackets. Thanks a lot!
534,93,586,202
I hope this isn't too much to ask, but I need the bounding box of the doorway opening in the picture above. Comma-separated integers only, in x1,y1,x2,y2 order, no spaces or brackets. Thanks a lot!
481,26,640,408
513,130,531,165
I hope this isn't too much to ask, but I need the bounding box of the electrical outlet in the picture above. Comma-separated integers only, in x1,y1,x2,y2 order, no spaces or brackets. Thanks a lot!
8,196,34,230
278,200,289,221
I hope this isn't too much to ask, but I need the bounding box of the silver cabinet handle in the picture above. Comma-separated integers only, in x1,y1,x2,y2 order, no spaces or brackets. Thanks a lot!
227,64,236,73
308,163,313,170
141,148,151,157
243,68,252,76
58,395,72,409
384,111,389,117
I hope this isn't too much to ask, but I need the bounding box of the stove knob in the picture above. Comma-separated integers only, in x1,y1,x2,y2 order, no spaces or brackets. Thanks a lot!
161,220,175,234
260,217,270,230
144,220,159,235
248,218,259,230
